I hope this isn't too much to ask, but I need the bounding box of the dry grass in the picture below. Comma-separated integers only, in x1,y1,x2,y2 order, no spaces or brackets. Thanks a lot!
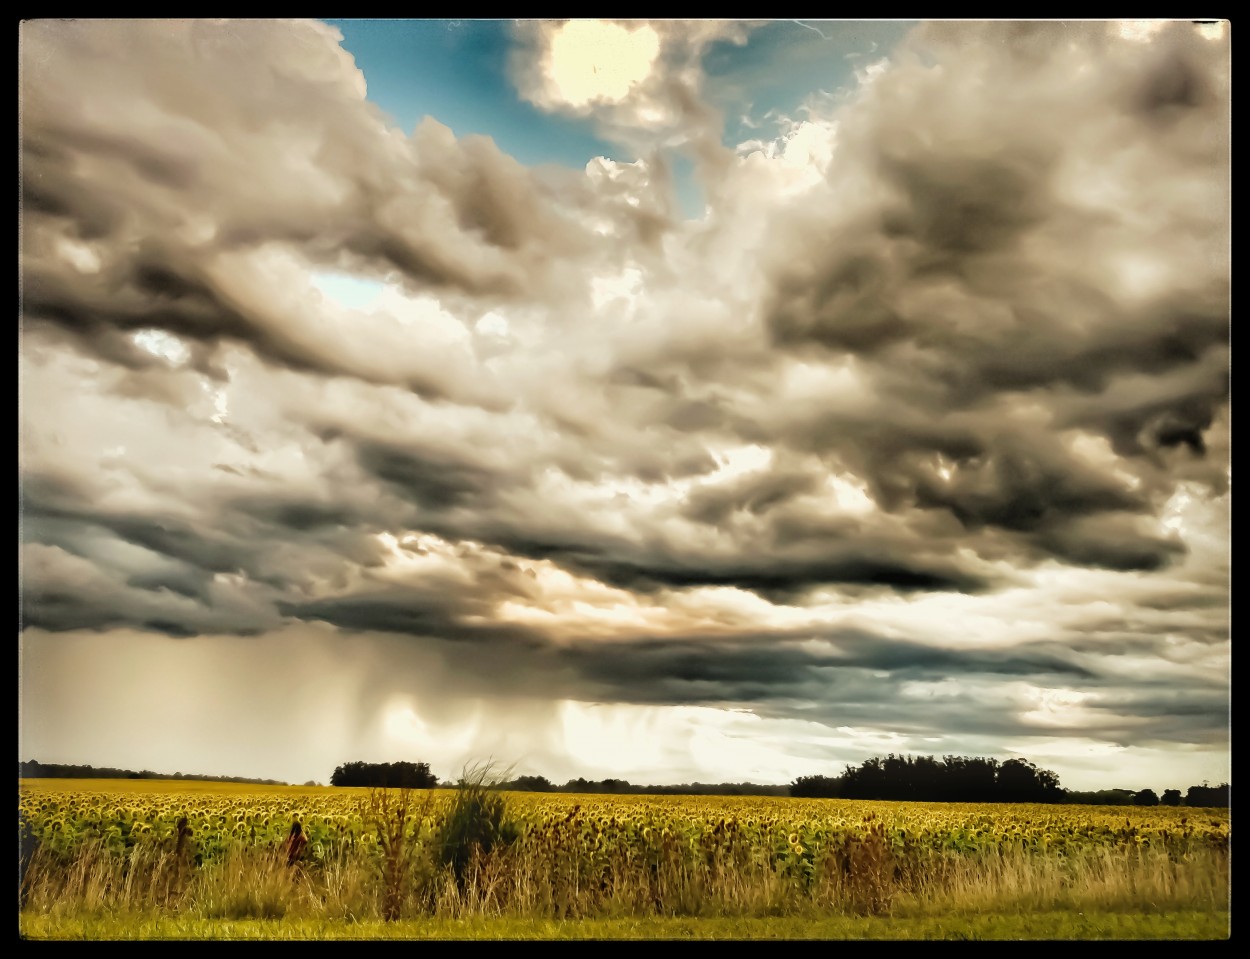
25,829,1227,924
20,785,1230,926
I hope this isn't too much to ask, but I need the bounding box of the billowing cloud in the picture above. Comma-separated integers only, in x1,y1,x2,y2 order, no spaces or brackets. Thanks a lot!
512,18,751,183
513,19,748,125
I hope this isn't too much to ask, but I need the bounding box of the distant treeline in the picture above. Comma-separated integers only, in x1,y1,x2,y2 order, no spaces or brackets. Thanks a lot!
789,754,1230,807
18,760,286,786
497,776,789,797
1063,785,1231,807
329,761,438,789
791,755,1064,803
20,756,1230,807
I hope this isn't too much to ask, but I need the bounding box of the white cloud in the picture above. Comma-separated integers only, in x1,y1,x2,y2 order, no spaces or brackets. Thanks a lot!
544,20,661,108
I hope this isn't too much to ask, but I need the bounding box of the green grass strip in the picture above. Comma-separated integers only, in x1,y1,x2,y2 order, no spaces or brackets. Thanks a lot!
21,910,1230,941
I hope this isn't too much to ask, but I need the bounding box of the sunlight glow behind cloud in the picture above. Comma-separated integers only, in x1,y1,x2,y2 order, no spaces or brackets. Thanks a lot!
545,20,661,107
311,272,388,311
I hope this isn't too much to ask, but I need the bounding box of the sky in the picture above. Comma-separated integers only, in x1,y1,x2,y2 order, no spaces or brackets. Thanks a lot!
19,19,1230,793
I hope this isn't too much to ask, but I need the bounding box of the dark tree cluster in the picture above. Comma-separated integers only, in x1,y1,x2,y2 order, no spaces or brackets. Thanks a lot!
791,755,1064,803
794,756,1229,808
329,761,438,789
501,775,556,792
454,776,792,797
639,782,790,797
553,778,789,797
560,777,634,794
791,775,843,799
1064,788,1138,806
1064,783,1229,807
1182,783,1231,807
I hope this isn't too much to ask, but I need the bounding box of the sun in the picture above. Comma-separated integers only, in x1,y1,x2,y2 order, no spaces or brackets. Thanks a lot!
545,20,661,107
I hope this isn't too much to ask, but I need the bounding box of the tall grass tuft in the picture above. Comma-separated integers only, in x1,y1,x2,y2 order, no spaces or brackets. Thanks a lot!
188,842,310,920
363,786,434,921
436,763,520,895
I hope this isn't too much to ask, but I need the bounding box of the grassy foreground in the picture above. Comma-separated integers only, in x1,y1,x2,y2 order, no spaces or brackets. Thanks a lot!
20,910,1231,940
20,780,1229,940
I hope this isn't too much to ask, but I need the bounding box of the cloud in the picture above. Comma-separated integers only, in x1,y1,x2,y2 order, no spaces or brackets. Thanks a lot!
539,20,662,108
560,628,1099,704
20,19,605,396
738,21,1229,574
512,19,751,184
22,18,1228,611
514,19,748,125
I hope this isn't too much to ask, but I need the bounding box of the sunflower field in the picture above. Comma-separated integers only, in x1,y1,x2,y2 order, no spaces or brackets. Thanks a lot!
18,779,1231,925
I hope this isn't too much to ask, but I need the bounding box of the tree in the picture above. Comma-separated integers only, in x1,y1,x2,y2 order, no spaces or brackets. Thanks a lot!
1184,783,1230,807
998,758,1063,803
507,775,554,792
1133,788,1160,806
793,754,1066,803
941,756,999,802
1065,788,1134,806
790,775,842,798
330,761,437,789
1160,789,1182,806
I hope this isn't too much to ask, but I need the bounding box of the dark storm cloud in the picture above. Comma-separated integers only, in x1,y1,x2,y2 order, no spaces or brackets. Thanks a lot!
540,585,1230,740
23,247,421,388
230,496,359,533
25,485,269,583
20,19,599,395
123,571,211,605
550,625,1227,745
681,468,820,525
22,480,546,645
318,423,997,600
21,540,279,637
1078,686,1230,746
561,630,1096,705
20,520,265,637
1033,514,1186,572
354,438,504,512
1062,612,1229,651
448,601,1226,759
404,519,994,600
21,466,392,635
1059,351,1230,464
726,20,1230,578
277,592,545,648
907,444,1147,534
1136,589,1227,612
551,551,989,598
730,408,1180,574
1087,685,1229,723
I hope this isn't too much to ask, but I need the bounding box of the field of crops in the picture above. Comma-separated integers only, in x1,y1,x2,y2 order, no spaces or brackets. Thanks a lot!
19,779,1231,936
